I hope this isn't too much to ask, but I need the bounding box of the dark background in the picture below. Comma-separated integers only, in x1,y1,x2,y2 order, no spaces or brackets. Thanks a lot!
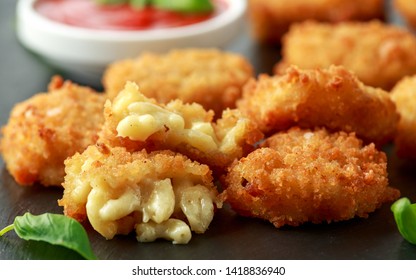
1,0,416,259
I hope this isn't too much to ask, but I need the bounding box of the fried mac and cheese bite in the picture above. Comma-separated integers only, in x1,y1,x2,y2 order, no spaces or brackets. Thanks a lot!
248,0,384,44
220,127,400,228
59,144,219,244
394,0,416,30
99,82,263,173
275,20,416,90
0,76,105,186
237,65,399,146
390,76,416,159
102,48,254,116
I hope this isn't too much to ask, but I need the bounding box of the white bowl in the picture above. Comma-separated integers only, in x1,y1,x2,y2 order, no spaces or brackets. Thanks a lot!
16,0,247,85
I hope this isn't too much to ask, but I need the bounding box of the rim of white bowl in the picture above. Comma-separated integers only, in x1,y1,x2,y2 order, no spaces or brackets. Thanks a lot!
17,0,246,42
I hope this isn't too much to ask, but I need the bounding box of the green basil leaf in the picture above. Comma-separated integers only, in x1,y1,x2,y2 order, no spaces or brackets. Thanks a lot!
130,0,151,8
0,224,14,236
2,213,97,260
95,0,129,5
152,0,214,13
391,197,416,245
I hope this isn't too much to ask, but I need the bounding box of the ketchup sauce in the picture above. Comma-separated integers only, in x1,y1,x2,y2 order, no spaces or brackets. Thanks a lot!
34,0,227,31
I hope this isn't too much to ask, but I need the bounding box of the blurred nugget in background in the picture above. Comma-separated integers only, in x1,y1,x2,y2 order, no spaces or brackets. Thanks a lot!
102,48,254,118
247,0,384,44
275,20,416,90
394,0,416,30
390,75,416,159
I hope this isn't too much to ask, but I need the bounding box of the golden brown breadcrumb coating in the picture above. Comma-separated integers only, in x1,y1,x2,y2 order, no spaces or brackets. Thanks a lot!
220,127,400,228
247,0,384,44
237,65,399,146
275,20,416,90
102,48,254,117
390,75,416,159
394,0,416,30
0,76,106,187
59,144,219,243
99,82,263,174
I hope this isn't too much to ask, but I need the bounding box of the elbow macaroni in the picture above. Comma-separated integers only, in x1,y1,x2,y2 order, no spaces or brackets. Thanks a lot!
142,178,175,224
117,102,185,142
174,179,215,233
136,219,192,244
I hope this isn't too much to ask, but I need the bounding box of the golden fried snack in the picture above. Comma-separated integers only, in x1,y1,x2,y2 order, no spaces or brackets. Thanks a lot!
275,20,416,90
220,127,400,228
0,76,106,187
59,144,219,244
238,65,399,146
394,0,416,30
390,75,416,159
99,82,263,173
102,48,254,116
248,0,384,44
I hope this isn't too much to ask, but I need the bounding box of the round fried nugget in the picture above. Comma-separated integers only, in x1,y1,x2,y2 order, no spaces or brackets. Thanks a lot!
59,144,219,243
395,0,416,30
220,127,400,228
390,75,416,159
102,48,254,117
99,82,263,174
0,76,106,186
248,0,384,44
237,65,399,146
275,20,416,90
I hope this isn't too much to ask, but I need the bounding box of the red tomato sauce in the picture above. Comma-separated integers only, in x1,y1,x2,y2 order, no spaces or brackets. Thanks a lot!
34,0,227,31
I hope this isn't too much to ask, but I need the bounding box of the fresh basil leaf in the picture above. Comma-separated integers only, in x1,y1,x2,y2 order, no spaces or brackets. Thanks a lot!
152,0,214,13
130,0,151,8
95,0,129,5
391,197,416,245
0,224,14,236
1,213,97,260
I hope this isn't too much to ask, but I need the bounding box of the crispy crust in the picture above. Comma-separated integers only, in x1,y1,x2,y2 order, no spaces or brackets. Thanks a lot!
237,65,399,146
102,48,254,117
220,127,400,228
275,20,416,90
0,76,106,186
247,0,384,44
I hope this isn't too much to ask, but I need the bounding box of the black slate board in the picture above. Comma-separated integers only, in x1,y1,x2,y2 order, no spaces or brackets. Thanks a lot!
1,0,416,260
